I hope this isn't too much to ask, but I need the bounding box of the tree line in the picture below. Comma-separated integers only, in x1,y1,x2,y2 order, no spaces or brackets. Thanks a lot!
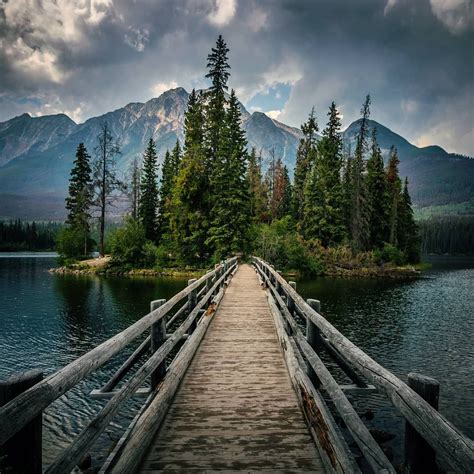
0,220,58,251
60,36,420,270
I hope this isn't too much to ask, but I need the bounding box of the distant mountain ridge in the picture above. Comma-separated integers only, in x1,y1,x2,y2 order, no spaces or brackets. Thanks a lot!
0,87,472,219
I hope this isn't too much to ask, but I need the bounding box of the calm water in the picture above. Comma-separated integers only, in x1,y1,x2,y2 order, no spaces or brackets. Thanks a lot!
0,255,473,468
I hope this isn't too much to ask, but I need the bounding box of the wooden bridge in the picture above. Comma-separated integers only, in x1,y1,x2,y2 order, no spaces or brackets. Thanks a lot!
0,258,473,473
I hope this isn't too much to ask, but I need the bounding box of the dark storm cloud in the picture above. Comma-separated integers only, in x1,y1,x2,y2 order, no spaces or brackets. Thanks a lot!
0,0,472,153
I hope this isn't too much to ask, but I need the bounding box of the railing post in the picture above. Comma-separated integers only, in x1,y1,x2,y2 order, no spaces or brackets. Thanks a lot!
188,279,198,332
287,281,296,315
404,373,440,473
150,299,166,390
0,369,43,474
276,271,282,294
306,299,321,387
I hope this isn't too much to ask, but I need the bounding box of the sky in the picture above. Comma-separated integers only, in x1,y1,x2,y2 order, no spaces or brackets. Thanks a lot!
0,0,473,155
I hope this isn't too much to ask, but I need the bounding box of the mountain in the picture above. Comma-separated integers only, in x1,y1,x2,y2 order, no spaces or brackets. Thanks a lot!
0,88,472,219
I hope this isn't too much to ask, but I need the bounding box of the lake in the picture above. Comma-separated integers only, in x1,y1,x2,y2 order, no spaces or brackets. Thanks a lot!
0,254,472,467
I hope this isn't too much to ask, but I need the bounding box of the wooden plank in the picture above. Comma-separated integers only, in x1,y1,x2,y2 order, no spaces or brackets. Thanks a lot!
136,265,324,473
254,258,474,473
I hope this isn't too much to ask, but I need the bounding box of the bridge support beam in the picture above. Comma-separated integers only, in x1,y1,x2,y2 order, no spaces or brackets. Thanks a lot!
404,373,440,473
150,299,167,389
0,369,43,474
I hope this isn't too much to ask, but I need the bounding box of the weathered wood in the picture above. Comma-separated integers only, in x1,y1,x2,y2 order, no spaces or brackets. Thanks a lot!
266,293,359,473
0,369,43,474
287,280,296,315
136,264,324,474
254,257,474,473
0,257,237,447
150,299,167,389
45,264,237,474
101,336,150,393
405,373,440,473
187,279,197,332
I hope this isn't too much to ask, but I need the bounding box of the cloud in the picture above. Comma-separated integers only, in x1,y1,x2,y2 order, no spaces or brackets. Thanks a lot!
429,0,474,34
151,81,179,97
266,110,281,120
207,0,237,26
124,27,150,52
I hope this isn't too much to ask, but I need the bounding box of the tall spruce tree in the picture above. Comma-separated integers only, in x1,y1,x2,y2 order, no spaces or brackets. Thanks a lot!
170,89,209,263
267,156,292,221
128,156,141,220
398,177,420,262
301,102,345,246
386,146,402,245
139,138,159,241
65,142,93,256
292,108,318,223
349,95,371,252
157,141,182,241
366,128,390,248
207,89,250,259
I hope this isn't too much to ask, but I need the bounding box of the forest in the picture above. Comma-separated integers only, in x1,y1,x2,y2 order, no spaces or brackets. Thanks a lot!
0,220,58,251
57,36,421,275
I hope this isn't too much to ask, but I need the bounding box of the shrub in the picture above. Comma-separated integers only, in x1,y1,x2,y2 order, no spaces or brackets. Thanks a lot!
374,243,407,266
56,226,94,261
109,218,157,268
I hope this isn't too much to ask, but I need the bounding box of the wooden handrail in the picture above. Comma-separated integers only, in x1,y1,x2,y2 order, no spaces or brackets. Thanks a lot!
253,257,474,473
0,257,238,447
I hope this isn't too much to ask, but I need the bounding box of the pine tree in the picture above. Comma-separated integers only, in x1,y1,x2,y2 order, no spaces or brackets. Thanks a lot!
157,141,182,241
366,129,389,248
267,155,292,221
207,89,250,259
291,108,318,223
139,138,159,241
301,102,345,246
65,143,93,256
170,89,209,263
204,35,230,171
398,177,420,262
247,147,269,223
349,95,371,252
386,146,402,245
93,123,122,256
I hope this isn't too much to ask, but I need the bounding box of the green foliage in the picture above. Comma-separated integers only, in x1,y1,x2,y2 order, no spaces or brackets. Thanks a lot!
56,226,94,261
109,217,156,268
0,220,59,251
292,108,318,223
374,243,406,266
139,138,159,241
247,148,269,223
253,217,324,276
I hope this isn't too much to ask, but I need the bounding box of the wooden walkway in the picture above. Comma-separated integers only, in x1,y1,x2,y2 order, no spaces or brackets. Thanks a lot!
139,264,324,472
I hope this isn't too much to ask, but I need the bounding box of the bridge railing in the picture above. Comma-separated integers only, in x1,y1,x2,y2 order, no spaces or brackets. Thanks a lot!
253,257,474,474
0,257,239,473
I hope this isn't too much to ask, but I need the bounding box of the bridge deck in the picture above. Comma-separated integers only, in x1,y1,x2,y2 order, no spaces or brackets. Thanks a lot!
139,264,323,472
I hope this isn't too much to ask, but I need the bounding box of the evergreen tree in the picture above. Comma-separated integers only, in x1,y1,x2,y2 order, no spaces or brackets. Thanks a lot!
292,108,318,223
366,129,390,248
247,147,269,223
170,89,209,263
65,143,93,256
157,142,182,241
398,177,420,262
301,102,345,246
207,89,250,259
204,35,230,171
139,138,159,241
386,146,402,245
267,155,292,221
349,95,371,252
